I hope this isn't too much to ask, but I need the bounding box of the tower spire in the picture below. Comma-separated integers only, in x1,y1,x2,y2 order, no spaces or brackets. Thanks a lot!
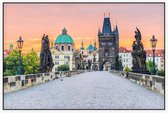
94,39,97,51
115,20,118,34
80,39,84,50
9,42,13,50
51,38,53,49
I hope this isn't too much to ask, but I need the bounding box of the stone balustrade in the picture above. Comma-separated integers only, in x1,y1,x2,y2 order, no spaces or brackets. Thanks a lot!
4,70,85,93
109,70,164,95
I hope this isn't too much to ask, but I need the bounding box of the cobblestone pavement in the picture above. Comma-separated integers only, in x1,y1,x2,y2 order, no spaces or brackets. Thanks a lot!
4,71,164,109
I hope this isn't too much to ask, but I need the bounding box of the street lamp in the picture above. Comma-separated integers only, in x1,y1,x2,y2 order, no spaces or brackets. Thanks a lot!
150,35,157,75
17,36,24,75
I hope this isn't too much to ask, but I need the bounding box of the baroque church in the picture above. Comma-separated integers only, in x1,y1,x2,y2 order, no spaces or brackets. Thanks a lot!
98,15,119,71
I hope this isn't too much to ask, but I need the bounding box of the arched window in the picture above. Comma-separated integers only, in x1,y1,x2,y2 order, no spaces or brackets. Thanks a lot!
61,46,64,51
68,46,71,51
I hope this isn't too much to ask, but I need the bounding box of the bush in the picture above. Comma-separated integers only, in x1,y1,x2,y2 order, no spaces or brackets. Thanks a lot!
4,69,15,76
157,69,165,77
124,66,132,73
57,64,69,71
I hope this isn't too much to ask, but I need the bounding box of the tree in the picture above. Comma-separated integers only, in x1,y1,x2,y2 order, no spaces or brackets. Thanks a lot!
146,60,158,73
57,64,69,71
4,50,21,76
124,66,132,73
157,69,165,77
124,66,132,78
22,50,40,74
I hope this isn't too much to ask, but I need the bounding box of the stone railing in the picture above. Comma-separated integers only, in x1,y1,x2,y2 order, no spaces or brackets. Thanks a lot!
4,70,85,93
109,70,164,95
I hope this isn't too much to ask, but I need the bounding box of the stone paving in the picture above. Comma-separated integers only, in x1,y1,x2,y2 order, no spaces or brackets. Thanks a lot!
4,71,164,109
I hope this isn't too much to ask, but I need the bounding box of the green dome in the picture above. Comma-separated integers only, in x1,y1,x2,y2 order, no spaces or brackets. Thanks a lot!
55,28,74,44
87,44,94,51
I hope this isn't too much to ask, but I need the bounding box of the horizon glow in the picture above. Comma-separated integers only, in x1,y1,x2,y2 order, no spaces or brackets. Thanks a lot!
4,3,164,53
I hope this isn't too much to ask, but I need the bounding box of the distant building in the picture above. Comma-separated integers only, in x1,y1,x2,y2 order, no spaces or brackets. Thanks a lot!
146,50,165,70
119,47,165,71
4,42,14,57
79,40,99,70
51,27,74,71
119,47,132,69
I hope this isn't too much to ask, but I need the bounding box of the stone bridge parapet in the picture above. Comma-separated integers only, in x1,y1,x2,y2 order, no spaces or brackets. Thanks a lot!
3,70,85,93
109,70,164,95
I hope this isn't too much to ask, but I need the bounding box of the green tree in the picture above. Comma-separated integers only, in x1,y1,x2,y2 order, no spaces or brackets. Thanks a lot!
157,69,165,77
57,64,69,71
4,50,21,76
146,60,158,73
22,50,40,74
124,66,132,73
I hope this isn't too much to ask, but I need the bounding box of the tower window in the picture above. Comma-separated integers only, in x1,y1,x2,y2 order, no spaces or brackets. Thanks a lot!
108,42,112,45
102,42,105,45
68,46,71,51
61,46,64,51
55,56,59,59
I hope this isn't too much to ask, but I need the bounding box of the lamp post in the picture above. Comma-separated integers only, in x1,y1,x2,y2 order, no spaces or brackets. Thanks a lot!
17,36,24,75
150,35,157,75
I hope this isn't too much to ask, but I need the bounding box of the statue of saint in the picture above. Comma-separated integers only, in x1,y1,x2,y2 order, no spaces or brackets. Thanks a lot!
40,34,54,73
131,28,148,73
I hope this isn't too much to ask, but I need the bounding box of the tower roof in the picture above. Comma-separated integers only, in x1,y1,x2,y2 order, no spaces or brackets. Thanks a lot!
102,17,112,34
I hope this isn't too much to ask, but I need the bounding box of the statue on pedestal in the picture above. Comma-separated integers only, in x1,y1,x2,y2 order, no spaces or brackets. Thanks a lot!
131,28,149,74
39,34,54,73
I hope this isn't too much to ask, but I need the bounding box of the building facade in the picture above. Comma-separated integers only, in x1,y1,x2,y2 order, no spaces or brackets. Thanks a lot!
51,28,74,71
119,47,132,70
98,16,119,70
79,40,99,70
119,47,164,71
146,50,165,70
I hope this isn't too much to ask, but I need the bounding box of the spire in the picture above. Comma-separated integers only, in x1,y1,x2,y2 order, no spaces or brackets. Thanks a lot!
62,27,67,34
9,42,13,50
102,16,112,34
51,38,53,49
98,28,101,34
115,20,119,34
80,39,84,50
94,39,97,51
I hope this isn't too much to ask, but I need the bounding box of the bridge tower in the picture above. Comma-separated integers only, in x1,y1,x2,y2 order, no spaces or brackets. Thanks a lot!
98,14,119,71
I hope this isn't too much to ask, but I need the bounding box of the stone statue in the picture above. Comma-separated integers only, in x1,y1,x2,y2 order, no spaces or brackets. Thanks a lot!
40,34,54,73
131,28,149,74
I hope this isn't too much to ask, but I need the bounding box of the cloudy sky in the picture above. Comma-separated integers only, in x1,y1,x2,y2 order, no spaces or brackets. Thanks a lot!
4,3,164,53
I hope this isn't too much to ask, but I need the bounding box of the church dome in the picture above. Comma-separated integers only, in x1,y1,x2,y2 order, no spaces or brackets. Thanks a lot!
55,28,74,44
87,44,94,51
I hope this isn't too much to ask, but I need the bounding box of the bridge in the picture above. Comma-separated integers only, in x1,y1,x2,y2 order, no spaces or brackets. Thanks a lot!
4,71,164,109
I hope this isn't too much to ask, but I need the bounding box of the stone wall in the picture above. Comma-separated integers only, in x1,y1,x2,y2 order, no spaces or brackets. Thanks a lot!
109,70,164,95
4,70,85,93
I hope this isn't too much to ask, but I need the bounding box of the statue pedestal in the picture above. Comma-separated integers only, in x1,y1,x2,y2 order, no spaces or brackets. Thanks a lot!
131,68,151,74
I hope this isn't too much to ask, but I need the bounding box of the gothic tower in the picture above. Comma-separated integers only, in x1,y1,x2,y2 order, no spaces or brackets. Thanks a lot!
98,15,119,71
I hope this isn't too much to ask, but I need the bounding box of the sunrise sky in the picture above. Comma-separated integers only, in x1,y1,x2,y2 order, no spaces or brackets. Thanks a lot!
4,3,164,53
